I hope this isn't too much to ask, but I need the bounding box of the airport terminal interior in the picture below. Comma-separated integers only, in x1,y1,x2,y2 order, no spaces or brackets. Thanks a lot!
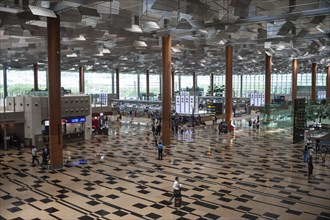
0,115,329,219
1,0,330,219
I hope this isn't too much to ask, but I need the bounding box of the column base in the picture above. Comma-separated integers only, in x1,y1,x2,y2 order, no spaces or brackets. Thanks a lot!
50,163,63,170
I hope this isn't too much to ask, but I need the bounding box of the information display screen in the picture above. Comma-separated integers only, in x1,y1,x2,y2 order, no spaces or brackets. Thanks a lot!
66,117,86,123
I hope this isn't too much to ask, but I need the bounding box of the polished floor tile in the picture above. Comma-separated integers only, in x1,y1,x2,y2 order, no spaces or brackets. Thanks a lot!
1,118,329,219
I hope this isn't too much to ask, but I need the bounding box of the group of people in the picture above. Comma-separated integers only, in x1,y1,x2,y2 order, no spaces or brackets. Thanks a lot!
304,138,328,182
31,145,50,167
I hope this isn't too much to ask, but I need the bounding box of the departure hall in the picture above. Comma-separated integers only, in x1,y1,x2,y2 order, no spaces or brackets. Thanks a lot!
0,0,330,219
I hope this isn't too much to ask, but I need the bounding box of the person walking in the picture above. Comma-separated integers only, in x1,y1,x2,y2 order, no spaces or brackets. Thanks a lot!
321,145,326,163
145,133,150,147
157,141,163,160
308,154,314,182
169,177,182,204
41,145,49,166
153,134,158,147
31,145,40,166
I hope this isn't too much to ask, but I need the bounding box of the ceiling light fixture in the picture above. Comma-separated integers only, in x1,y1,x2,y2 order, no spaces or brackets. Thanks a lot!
73,35,86,41
142,21,160,32
125,24,143,33
218,40,226,45
125,16,143,33
133,40,147,48
94,52,104,57
316,25,325,33
66,53,77,57
102,48,111,53
171,47,181,53
265,51,272,56
29,5,56,18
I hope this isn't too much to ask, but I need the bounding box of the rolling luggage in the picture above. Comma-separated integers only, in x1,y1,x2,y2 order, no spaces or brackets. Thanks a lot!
174,196,182,207
174,189,182,207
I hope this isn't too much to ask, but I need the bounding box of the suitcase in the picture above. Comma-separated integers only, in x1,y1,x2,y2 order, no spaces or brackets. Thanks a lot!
174,196,182,207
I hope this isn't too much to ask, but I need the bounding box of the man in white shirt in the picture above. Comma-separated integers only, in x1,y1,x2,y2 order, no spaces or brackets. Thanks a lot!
169,177,182,204
31,145,40,166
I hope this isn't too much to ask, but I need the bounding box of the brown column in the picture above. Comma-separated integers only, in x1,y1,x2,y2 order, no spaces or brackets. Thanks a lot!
311,63,317,101
265,54,272,114
193,71,196,96
33,63,38,91
171,70,175,100
146,68,150,101
225,45,233,131
116,68,120,99
292,58,298,103
161,35,171,145
79,66,84,94
327,66,330,99
193,71,197,113
47,15,63,169
210,73,214,96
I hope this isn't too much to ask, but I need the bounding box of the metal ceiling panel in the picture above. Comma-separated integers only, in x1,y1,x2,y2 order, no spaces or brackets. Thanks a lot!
230,0,252,9
60,8,82,22
226,24,240,33
16,10,40,21
310,15,326,24
29,5,56,18
0,0,329,74
151,0,177,12
4,25,24,36
140,12,163,22
97,1,119,15
77,6,99,17
277,21,294,36
176,18,192,29
295,28,309,38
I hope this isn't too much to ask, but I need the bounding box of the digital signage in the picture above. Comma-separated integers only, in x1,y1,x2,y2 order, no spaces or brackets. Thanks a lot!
66,117,86,123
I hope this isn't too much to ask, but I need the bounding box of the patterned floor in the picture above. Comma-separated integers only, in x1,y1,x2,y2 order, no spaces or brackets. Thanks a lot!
1,119,330,220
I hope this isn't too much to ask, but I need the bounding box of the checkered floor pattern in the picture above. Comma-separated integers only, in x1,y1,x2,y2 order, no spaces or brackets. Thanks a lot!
1,120,330,219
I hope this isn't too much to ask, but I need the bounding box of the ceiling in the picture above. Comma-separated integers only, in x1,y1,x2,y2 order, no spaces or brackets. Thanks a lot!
0,0,329,75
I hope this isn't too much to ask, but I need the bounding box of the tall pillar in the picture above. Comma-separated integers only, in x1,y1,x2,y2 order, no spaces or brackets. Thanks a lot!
292,58,298,103
112,71,115,95
326,66,330,99
193,71,197,113
311,63,317,101
116,68,120,99
146,68,150,100
3,66,8,113
137,71,140,100
265,54,272,114
240,75,243,97
171,70,175,100
161,35,171,145
79,66,84,94
34,63,39,91
192,71,196,95
225,45,233,131
47,15,63,169
45,68,49,90
210,73,214,96
159,72,162,99
3,65,8,98
178,73,181,92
